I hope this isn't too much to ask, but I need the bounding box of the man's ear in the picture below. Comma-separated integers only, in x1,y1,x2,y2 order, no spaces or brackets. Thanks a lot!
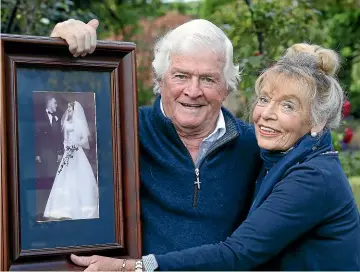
158,79,164,94
223,89,230,102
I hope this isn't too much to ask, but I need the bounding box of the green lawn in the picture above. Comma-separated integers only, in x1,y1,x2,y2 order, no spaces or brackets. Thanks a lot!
349,176,360,211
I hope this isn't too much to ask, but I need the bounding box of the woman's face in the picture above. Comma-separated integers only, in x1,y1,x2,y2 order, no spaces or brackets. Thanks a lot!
67,103,74,117
252,72,312,151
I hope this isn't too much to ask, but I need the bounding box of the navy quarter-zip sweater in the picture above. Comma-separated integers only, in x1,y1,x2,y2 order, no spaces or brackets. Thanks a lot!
139,96,261,255
155,130,360,270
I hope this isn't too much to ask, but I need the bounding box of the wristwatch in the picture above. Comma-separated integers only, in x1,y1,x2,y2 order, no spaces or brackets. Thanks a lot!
135,259,143,272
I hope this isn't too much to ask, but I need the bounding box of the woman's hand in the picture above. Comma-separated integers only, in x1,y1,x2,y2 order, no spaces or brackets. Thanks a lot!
50,19,99,57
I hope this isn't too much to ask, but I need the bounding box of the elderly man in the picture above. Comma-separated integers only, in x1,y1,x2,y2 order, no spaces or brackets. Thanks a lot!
50,18,261,271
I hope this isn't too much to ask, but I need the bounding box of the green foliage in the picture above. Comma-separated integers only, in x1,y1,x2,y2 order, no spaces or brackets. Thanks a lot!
200,0,360,117
340,151,360,178
331,130,343,151
1,0,169,105
320,4,360,113
89,0,163,40
199,0,326,116
349,176,360,211
1,0,96,36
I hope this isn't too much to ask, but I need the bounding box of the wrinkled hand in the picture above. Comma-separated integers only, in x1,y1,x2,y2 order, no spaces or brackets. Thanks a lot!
35,156,41,163
50,19,99,57
70,254,123,271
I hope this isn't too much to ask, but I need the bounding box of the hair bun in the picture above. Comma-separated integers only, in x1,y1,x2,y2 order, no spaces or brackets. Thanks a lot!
286,43,340,76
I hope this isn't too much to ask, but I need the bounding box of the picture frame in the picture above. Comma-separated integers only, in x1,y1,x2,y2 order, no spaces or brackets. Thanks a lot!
0,34,141,270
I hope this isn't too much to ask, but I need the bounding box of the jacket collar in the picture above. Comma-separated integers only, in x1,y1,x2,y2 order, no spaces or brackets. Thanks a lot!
250,129,333,214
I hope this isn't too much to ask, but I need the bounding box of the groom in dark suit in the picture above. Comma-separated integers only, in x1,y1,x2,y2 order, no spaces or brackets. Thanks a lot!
34,94,63,220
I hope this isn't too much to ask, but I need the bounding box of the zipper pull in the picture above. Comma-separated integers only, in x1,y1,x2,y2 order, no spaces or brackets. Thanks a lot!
194,168,200,190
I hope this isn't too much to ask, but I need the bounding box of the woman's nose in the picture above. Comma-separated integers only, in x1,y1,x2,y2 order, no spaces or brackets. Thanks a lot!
261,104,277,120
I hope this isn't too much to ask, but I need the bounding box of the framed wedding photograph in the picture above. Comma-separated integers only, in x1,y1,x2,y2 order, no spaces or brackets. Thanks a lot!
0,34,141,271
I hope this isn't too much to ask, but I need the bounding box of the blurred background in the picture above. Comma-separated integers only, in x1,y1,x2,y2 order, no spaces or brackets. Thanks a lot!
2,0,360,200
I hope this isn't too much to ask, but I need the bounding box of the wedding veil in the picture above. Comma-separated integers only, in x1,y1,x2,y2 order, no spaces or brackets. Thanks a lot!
61,101,91,149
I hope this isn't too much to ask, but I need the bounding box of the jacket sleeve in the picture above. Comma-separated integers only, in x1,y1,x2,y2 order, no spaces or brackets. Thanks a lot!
155,165,328,270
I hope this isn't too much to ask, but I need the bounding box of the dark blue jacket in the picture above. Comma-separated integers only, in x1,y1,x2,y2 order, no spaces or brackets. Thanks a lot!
139,96,261,255
155,130,360,270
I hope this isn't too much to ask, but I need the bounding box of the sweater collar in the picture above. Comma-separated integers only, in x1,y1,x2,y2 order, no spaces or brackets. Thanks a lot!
151,95,239,149
159,98,226,142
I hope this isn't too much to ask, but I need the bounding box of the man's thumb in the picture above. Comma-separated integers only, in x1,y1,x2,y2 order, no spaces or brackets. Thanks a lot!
87,19,99,30
70,254,91,267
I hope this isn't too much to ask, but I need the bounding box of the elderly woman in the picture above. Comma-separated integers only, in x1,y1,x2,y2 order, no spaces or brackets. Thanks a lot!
134,44,360,270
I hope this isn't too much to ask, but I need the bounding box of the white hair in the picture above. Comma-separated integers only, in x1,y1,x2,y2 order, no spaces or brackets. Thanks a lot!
152,19,240,94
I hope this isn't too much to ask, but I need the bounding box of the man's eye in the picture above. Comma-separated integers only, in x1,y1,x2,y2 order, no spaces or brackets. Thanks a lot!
201,77,214,83
175,74,186,79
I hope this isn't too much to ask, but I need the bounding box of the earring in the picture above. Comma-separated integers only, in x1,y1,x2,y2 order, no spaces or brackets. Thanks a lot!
311,131,318,137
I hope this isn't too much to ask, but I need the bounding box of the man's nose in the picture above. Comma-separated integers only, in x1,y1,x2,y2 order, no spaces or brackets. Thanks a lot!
185,77,202,98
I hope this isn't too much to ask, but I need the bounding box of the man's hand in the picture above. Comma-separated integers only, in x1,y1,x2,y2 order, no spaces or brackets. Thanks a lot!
70,254,123,271
50,19,99,57
35,156,41,163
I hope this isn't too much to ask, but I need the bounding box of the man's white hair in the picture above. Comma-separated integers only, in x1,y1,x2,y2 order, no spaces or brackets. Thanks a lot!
152,19,240,94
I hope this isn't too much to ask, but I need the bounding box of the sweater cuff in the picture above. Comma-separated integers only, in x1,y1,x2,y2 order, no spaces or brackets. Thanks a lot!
143,254,159,271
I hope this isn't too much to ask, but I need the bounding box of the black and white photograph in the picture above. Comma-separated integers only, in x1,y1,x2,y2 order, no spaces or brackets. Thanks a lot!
34,91,99,222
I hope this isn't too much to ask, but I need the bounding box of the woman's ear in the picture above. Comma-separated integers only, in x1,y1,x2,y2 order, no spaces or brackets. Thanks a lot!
311,123,326,135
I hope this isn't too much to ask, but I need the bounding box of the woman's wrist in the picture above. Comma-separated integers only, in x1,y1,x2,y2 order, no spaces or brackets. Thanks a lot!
134,259,143,271
121,259,144,271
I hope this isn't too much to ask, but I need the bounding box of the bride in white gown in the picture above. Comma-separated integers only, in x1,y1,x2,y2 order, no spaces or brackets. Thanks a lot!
44,101,99,220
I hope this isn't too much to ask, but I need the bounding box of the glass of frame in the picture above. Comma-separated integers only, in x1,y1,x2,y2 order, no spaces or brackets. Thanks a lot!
0,34,141,271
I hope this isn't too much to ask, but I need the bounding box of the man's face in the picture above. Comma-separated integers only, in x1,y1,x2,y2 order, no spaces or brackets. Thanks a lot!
160,51,228,135
48,98,57,113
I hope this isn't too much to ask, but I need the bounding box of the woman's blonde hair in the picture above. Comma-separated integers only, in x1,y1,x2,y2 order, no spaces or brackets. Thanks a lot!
255,43,344,129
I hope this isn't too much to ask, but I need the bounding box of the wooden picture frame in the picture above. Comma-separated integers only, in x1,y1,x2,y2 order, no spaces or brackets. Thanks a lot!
0,34,141,271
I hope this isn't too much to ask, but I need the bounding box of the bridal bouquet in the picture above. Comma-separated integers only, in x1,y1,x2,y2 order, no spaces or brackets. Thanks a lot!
57,145,79,174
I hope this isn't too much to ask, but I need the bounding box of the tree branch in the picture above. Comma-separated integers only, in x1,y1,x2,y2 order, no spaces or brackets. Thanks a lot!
5,0,20,33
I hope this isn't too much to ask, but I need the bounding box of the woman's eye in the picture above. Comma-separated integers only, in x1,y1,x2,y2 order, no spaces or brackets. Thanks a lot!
258,96,269,104
283,103,294,111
